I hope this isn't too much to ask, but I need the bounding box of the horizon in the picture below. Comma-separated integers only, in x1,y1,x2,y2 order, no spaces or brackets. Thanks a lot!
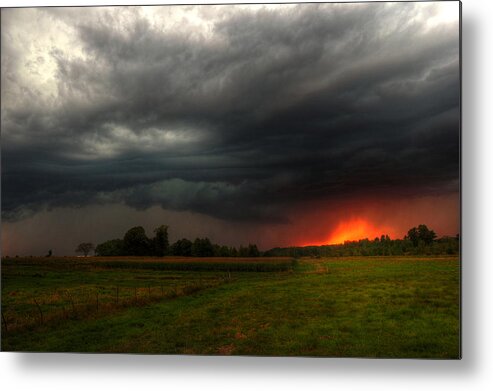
1,218,458,257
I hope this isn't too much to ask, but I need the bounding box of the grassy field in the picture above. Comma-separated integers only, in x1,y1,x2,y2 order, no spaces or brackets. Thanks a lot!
1,256,460,358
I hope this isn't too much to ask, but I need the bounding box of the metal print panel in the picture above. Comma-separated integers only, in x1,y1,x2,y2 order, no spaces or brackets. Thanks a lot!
0,1,461,358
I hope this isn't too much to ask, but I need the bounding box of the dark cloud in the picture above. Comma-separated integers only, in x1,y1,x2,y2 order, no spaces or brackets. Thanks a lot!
1,2,460,223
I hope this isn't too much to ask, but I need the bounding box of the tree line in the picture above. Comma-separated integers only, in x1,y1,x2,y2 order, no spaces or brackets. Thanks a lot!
91,225,260,257
75,223,458,257
264,225,459,258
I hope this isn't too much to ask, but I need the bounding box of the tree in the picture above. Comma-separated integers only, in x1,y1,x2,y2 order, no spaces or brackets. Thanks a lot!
46,249,52,257
229,247,238,257
76,242,94,257
405,227,419,246
247,244,260,257
405,225,437,247
417,224,436,245
152,225,169,256
219,245,231,257
238,245,249,257
170,238,192,256
191,238,214,257
123,226,151,256
95,239,125,256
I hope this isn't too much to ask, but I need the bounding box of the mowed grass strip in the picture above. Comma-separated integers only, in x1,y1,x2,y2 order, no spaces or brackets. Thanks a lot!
91,256,295,272
1,256,459,358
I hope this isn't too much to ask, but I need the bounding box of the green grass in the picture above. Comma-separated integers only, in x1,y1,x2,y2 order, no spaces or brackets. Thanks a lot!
1,256,460,358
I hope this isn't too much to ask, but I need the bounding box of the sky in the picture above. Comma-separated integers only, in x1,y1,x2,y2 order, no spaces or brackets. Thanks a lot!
0,2,460,255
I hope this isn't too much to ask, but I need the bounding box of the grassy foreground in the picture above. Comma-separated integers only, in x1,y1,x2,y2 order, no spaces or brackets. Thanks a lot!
1,256,460,358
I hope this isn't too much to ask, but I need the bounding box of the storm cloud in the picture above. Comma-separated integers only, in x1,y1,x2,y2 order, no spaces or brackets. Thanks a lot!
1,3,459,231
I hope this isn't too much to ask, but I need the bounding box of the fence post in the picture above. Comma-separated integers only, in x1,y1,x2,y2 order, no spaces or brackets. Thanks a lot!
33,298,44,324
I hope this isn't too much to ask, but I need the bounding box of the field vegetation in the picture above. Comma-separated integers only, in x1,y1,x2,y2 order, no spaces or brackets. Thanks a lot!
1,255,459,358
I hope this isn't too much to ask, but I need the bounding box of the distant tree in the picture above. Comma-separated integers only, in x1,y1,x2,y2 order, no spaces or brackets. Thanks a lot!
46,249,52,257
417,224,436,245
229,247,238,257
170,238,193,256
247,244,260,257
405,227,420,246
152,225,169,256
238,245,249,257
191,238,214,257
219,245,231,257
213,244,221,257
405,225,437,247
76,242,94,257
123,226,151,256
95,239,125,256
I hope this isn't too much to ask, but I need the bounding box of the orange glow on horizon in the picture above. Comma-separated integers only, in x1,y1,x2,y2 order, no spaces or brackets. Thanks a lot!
300,218,398,246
